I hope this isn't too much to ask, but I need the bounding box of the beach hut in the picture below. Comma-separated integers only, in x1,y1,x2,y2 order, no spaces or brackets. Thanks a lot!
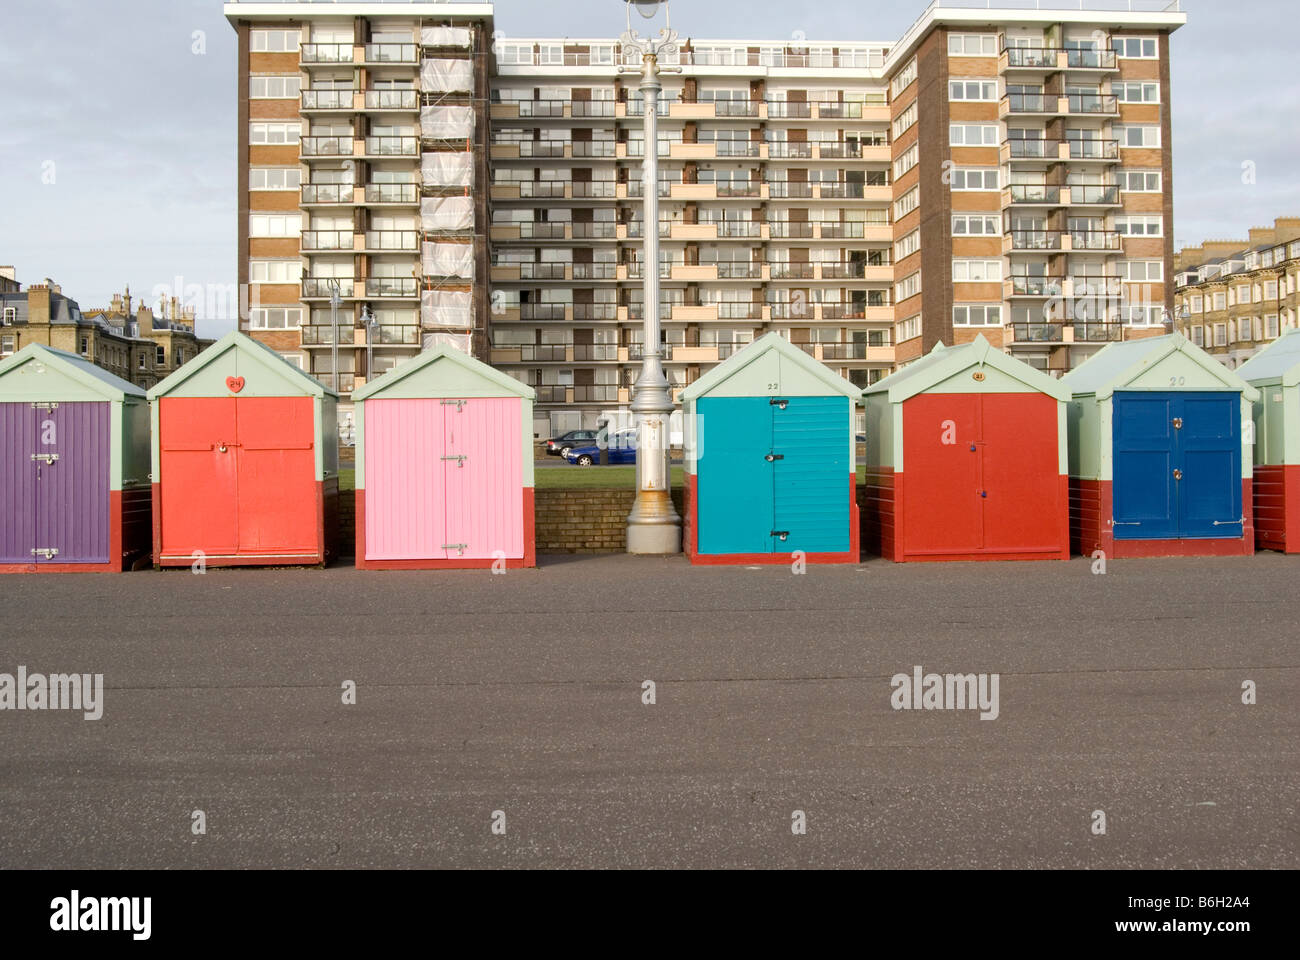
0,344,150,572
681,333,860,564
353,345,536,569
1063,333,1257,558
147,332,339,568
1237,327,1300,553
861,335,1071,562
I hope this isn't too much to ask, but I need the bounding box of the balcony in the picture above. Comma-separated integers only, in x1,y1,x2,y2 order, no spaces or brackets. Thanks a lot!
572,181,617,199
302,278,355,299
1000,47,1118,72
1064,94,1119,116
516,140,566,158
1006,230,1062,253
519,180,567,199
769,222,814,239
818,182,876,199
302,90,356,111
715,303,763,321
366,278,419,298
364,136,418,157
627,179,675,198
715,262,763,280
818,221,870,239
821,303,870,320
1070,184,1121,206
364,230,419,252
767,142,814,160
1007,276,1064,297
301,43,354,65
627,304,674,321
519,222,567,240
1011,322,1066,343
301,183,353,205
1068,139,1120,161
770,263,815,280
1000,93,1055,116
1068,230,1122,252
626,220,671,239
1006,184,1062,205
571,141,617,158
519,263,567,281
365,89,419,111
1004,139,1057,161
363,43,417,64
365,183,418,204
713,141,761,158
572,303,618,321
766,102,813,119
768,182,814,199
712,99,759,117
301,137,354,157
1072,322,1125,343
715,182,760,198
573,345,619,361
302,230,354,251
571,100,616,118
520,304,566,321
572,262,617,280
571,223,618,240
716,220,761,239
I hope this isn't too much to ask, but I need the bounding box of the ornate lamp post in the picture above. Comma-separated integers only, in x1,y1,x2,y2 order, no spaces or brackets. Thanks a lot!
620,0,682,554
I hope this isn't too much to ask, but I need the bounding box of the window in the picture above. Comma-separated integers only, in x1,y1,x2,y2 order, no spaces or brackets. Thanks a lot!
249,76,301,99
249,307,303,330
1121,260,1164,282
950,124,999,147
156,346,166,366
1189,295,1203,313
893,102,917,139
1115,215,1163,237
897,314,922,342
948,80,998,102
1115,125,1160,148
948,34,998,56
953,304,1002,326
950,167,999,191
1118,169,1160,192
891,57,917,98
1191,325,1204,347
0,335,14,356
1,307,14,324
1214,323,1228,346
251,30,300,53
537,44,563,65
895,229,920,262
497,43,532,65
138,353,147,370
895,186,919,220
952,213,1000,236
249,168,302,191
250,260,303,283
1115,81,1159,103
79,336,89,355
250,122,301,145
1267,314,1280,338
1213,292,1227,311
1265,280,1279,300
952,260,1002,282
1238,318,1253,342
175,348,184,367
249,214,303,237
894,144,919,179
1112,36,1158,59
896,271,921,302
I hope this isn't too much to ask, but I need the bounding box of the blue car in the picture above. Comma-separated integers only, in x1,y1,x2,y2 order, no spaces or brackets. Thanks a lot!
565,429,637,466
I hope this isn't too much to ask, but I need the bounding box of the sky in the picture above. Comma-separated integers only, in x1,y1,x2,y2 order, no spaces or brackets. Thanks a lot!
0,0,1295,339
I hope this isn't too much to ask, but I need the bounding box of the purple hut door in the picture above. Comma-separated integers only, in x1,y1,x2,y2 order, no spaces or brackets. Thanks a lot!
0,403,38,564
33,402,110,564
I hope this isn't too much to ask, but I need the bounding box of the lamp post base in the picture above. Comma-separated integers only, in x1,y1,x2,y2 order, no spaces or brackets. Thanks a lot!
626,490,682,555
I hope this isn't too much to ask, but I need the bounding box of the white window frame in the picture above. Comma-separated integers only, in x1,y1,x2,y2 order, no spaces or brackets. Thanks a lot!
1112,36,1158,60
1115,215,1163,238
952,259,1003,282
953,304,1003,327
947,34,998,57
952,213,1000,236
950,167,1000,191
948,79,999,102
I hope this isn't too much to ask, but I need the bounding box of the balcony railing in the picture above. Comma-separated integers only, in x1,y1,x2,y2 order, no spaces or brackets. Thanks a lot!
815,101,867,119
822,261,886,278
302,89,354,110
1004,47,1058,68
1009,276,1063,296
716,220,761,238
572,140,617,158
519,222,566,240
572,304,618,321
365,136,418,156
1066,94,1118,115
364,230,418,251
302,230,353,251
1012,322,1066,343
571,222,617,240
627,304,674,321
571,100,616,117
626,179,675,198
709,140,758,158
1008,230,1062,251
768,182,814,199
518,140,566,158
767,142,814,159
822,304,869,320
518,180,567,198
818,221,868,239
715,182,759,198
572,181,617,199
519,263,566,280
628,344,673,361
1072,184,1121,204
506,99,565,117
770,263,815,280
1006,138,1054,159
1070,230,1122,251
301,137,354,157
520,344,567,360
818,182,869,199
626,220,671,238
301,43,354,64
301,183,352,204
626,263,673,280
1008,184,1062,204
1069,139,1120,160
572,262,617,280
365,183,418,204
520,304,566,321
366,89,419,110
573,386,618,403
364,43,417,64
1003,93,1051,113
766,102,813,118
713,99,759,117
573,345,619,361
366,278,419,298
1073,322,1126,343
715,262,762,279
716,303,763,320
302,278,355,298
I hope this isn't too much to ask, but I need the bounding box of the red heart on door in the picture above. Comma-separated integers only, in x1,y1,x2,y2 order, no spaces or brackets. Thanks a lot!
226,376,245,394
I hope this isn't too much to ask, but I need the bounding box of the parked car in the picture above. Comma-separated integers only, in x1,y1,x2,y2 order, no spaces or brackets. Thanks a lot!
565,430,637,466
545,429,600,458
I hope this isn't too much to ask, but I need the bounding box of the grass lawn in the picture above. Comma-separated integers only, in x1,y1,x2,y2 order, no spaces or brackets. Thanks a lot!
534,465,685,489
339,468,355,492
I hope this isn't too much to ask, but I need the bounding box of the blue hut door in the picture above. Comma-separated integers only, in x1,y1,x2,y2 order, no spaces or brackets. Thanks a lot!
1112,392,1241,540
697,396,847,555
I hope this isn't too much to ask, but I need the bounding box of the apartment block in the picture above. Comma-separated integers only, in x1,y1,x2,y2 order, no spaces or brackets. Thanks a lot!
226,1,1185,438
1174,218,1300,368
225,0,495,427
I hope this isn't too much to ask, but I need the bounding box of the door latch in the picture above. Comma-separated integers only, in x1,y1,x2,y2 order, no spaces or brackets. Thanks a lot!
30,402,58,411
30,548,59,559
1172,417,1184,430
442,543,468,555
30,453,59,464
441,455,468,467
1173,468,1183,481
771,531,790,542
440,399,467,410
764,453,785,462
769,398,789,410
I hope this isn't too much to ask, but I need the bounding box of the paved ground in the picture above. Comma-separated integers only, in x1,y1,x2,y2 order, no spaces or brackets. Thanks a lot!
0,553,1296,869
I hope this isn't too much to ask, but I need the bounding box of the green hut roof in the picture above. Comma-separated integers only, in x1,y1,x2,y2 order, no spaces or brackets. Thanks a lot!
0,343,145,400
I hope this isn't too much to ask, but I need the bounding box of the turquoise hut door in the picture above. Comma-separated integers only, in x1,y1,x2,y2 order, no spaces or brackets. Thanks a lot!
697,396,848,555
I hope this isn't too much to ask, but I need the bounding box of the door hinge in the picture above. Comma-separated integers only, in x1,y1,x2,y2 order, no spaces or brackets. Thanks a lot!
440,399,467,410
30,453,59,464
442,543,468,555
764,453,785,462
30,548,59,559
1111,521,1141,527
30,402,58,411
771,530,790,542
441,455,468,467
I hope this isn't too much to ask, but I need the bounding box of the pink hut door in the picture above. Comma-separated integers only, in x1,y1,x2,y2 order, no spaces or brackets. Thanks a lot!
443,398,524,560
364,398,449,561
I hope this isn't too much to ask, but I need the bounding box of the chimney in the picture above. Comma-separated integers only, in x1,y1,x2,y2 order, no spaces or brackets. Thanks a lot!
111,293,123,313
1271,217,1300,243
44,277,61,295
1247,227,1276,249
137,303,154,334
171,295,181,323
0,266,14,282
27,284,52,325
124,286,132,315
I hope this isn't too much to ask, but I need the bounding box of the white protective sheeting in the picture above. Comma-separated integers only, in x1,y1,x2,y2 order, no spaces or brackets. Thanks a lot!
420,58,474,93
421,290,473,329
421,196,474,232
423,332,472,353
421,151,474,187
420,105,475,139
421,241,474,279
420,26,472,47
